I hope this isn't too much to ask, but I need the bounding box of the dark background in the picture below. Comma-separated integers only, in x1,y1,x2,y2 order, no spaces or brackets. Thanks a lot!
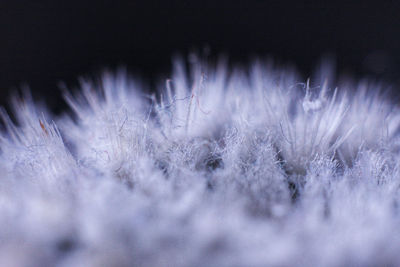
1,1,400,113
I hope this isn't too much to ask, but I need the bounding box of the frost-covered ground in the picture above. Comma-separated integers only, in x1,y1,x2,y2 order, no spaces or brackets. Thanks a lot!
1,57,400,266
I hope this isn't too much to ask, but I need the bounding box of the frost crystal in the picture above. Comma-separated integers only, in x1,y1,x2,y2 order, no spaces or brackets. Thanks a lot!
1,58,400,266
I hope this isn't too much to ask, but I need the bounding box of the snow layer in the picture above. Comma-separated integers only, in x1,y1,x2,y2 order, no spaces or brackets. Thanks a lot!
1,57,400,266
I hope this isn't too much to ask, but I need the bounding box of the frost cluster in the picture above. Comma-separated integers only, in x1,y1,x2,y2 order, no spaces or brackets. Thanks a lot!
1,58,400,266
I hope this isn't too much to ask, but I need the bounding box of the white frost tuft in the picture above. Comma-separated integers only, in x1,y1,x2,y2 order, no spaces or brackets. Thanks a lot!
1,58,400,266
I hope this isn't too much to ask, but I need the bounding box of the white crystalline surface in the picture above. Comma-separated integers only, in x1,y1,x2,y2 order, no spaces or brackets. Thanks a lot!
1,58,400,267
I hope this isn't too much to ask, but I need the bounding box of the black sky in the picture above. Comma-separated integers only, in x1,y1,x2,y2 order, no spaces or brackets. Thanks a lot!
1,1,400,112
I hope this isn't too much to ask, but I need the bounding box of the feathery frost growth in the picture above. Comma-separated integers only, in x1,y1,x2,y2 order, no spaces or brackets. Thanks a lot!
1,57,400,266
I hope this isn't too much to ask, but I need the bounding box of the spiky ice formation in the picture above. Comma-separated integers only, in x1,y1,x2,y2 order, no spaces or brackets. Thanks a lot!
1,57,400,266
